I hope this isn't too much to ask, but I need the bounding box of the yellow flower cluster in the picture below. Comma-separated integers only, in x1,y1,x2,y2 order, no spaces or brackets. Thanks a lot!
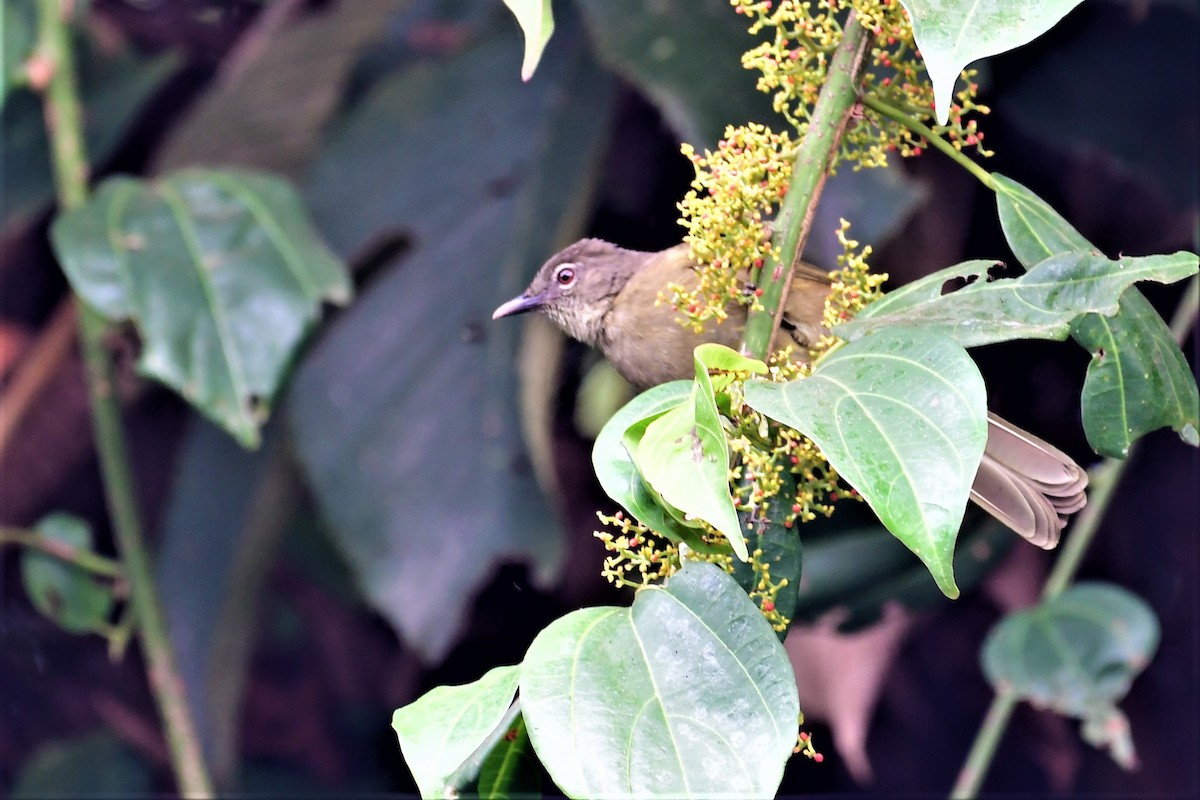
733,0,992,169
813,218,889,353
593,512,679,589
674,123,795,329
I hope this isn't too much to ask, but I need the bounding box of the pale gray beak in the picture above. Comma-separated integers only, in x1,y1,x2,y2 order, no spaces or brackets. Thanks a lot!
492,293,544,319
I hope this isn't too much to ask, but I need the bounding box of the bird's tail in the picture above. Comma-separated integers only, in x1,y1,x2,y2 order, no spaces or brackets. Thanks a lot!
970,413,1089,549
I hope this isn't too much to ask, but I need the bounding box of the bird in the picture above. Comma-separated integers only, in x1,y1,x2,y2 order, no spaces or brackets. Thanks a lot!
493,238,1088,548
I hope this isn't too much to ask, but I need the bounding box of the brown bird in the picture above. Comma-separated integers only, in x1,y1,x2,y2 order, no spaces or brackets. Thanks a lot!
493,238,1088,548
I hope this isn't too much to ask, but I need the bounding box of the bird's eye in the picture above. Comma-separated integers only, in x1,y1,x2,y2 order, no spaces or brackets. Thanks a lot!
554,265,576,286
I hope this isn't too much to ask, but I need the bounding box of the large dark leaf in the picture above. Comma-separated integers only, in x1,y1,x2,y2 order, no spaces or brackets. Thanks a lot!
289,9,615,661
51,169,351,447
157,417,291,781
575,0,777,147
10,732,151,798
153,0,407,177
520,562,798,799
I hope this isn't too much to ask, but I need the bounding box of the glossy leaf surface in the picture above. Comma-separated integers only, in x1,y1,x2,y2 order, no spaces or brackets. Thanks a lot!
393,665,520,799
51,169,351,447
745,328,988,597
521,562,798,799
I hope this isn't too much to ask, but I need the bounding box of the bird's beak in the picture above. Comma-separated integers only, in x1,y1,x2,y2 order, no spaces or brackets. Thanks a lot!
492,292,544,320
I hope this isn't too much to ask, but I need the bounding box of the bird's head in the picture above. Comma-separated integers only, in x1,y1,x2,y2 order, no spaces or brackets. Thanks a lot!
491,238,640,346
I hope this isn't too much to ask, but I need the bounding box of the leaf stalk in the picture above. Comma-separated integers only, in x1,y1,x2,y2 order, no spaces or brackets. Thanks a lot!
34,0,214,795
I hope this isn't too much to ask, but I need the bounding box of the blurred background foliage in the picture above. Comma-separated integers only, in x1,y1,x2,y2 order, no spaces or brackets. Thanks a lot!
1,0,1196,795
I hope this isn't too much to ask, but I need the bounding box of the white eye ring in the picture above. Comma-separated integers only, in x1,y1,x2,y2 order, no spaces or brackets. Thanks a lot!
554,263,577,286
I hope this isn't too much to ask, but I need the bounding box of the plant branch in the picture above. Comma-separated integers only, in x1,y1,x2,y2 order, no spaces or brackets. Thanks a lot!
952,275,1200,799
861,94,995,191
34,0,214,795
1,526,124,577
740,14,873,358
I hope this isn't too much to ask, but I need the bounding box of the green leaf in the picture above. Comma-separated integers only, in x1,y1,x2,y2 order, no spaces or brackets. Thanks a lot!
593,381,692,526
20,514,114,634
745,328,988,598
593,381,722,553
836,250,1198,348
50,169,351,448
1074,289,1200,456
157,417,290,777
474,716,540,799
898,0,1086,124
634,351,747,560
520,562,798,799
503,0,555,81
994,174,1200,455
994,175,1095,263
393,665,521,799
982,582,1160,769
575,0,778,146
695,342,767,392
291,9,612,661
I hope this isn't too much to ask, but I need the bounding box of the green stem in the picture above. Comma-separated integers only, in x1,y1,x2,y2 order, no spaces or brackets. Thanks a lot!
951,275,1200,798
861,94,996,191
741,14,873,359
1,526,124,577
34,1,213,795
949,690,1017,799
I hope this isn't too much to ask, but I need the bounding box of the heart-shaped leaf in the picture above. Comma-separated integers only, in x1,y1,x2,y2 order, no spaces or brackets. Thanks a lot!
520,561,799,799
898,0,1086,124
51,169,351,448
994,174,1200,456
745,328,988,598
392,665,520,799
982,582,1159,769
836,250,1198,348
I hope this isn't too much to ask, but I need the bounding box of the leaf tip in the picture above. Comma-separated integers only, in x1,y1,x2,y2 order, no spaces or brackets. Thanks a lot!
1180,423,1200,447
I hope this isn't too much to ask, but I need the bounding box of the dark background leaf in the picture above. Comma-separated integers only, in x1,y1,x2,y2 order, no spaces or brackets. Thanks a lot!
288,7,613,662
